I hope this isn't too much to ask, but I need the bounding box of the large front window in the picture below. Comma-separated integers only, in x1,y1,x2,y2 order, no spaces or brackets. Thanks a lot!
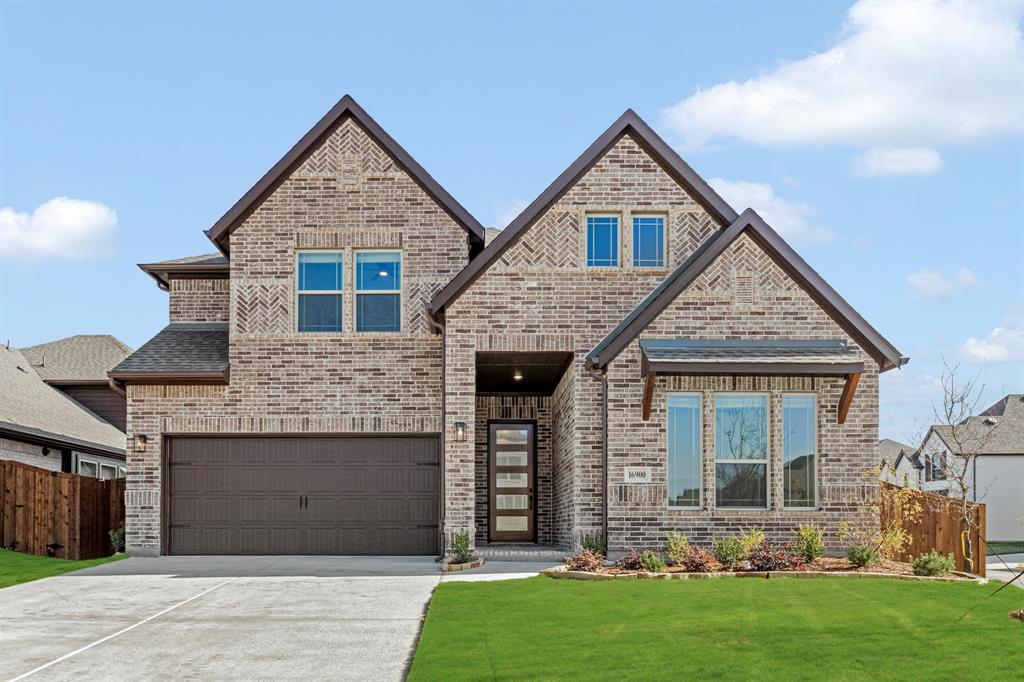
667,394,701,507
356,251,401,332
586,215,619,267
297,252,343,332
714,394,768,508
783,395,816,508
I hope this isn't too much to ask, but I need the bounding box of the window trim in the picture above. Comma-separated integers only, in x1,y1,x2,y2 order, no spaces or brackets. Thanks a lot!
713,392,770,510
631,213,667,268
666,392,702,510
78,458,98,478
781,392,818,510
585,213,621,268
354,248,403,333
296,249,345,333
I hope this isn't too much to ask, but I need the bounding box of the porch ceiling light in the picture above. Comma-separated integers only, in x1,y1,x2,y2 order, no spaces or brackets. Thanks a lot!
513,370,523,381
453,422,467,442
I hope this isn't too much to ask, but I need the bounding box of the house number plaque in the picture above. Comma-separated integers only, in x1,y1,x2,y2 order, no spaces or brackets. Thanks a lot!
624,467,651,483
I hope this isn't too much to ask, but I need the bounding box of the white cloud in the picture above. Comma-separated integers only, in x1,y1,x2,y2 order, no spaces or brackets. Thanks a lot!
708,178,830,242
961,309,1024,363
853,147,943,177
662,1,1024,149
906,267,978,296
1,197,117,260
492,199,529,228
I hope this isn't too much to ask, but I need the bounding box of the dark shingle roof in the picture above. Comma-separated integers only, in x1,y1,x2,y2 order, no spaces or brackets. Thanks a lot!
111,323,228,375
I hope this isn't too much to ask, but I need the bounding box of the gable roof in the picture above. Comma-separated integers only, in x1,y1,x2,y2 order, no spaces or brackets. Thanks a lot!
927,394,1024,455
586,209,908,373
139,253,229,290
0,346,125,457
20,335,133,384
204,95,485,255
428,109,739,317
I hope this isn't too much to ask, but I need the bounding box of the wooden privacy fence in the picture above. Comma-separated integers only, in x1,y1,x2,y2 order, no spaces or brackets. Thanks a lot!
0,460,126,560
882,482,986,577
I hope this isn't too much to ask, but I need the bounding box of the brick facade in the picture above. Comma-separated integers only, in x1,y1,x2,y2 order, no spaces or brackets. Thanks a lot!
169,278,229,323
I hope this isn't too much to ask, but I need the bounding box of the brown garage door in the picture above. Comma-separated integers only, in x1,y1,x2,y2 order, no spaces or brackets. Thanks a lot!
167,436,439,555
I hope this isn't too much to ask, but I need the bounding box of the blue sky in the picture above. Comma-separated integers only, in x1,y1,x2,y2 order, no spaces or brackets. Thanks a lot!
1,1,1021,442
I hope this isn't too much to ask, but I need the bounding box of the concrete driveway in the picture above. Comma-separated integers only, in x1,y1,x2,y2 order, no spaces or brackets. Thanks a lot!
986,552,1024,589
1,556,442,681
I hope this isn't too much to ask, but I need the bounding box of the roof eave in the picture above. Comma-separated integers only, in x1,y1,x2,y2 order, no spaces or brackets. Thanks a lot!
0,422,126,459
138,262,231,290
106,368,230,385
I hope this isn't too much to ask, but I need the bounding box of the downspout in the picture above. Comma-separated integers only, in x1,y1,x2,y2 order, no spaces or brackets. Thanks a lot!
426,305,447,562
586,363,609,552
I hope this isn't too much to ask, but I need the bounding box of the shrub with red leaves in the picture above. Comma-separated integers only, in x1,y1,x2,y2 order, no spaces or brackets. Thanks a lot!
615,549,644,570
747,541,794,571
683,545,714,572
564,549,604,572
1010,609,1024,622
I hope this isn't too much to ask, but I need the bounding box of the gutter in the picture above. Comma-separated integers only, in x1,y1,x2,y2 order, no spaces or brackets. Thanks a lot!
586,364,609,551
425,304,447,561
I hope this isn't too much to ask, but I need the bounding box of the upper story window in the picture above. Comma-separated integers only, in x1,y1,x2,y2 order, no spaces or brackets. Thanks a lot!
667,393,702,508
926,451,947,482
632,215,665,267
586,215,619,267
714,394,769,509
356,251,402,332
297,252,344,332
782,394,816,508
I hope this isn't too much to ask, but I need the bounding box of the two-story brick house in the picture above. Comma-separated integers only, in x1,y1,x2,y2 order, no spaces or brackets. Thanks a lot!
112,96,906,557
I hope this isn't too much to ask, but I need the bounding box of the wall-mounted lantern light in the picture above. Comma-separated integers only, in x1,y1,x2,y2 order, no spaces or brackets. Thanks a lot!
132,434,148,453
453,422,467,442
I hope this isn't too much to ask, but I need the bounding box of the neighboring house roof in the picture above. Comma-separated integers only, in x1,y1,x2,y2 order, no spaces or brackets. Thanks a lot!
585,209,908,373
428,108,739,317
0,346,126,457
928,394,1024,455
109,323,229,384
204,94,485,255
879,438,912,462
139,253,229,290
639,339,863,376
20,335,133,384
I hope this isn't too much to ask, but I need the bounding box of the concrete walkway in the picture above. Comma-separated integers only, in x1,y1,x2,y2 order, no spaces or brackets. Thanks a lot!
0,556,554,681
986,552,1024,589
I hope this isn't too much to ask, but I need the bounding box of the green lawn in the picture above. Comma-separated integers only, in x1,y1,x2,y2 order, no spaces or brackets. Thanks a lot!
409,576,1024,681
988,541,1024,556
0,549,124,589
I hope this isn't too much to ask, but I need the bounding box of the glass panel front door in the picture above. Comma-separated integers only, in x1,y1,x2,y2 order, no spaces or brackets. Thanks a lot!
489,422,535,542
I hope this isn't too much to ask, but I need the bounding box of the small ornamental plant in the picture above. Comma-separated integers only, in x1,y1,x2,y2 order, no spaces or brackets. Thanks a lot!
739,527,766,556
665,532,689,565
615,550,644,570
713,536,745,570
109,527,126,554
640,550,667,573
682,545,714,573
448,530,474,565
847,545,879,568
793,525,825,563
565,549,604,572
579,531,606,556
747,542,793,571
911,550,956,577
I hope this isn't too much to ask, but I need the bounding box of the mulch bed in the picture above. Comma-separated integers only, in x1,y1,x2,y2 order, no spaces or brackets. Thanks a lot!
604,556,915,576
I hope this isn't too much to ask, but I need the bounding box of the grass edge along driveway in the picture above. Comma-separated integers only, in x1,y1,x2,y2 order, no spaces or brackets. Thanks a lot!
409,575,1023,680
0,548,124,589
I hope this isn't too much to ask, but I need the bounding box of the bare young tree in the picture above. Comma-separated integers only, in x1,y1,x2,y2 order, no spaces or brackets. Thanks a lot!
927,359,1001,573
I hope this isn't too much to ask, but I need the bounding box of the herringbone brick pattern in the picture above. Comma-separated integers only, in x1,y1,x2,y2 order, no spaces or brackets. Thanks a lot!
498,211,579,269
233,283,290,335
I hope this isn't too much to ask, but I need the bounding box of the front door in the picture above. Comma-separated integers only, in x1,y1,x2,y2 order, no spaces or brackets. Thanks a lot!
488,422,535,542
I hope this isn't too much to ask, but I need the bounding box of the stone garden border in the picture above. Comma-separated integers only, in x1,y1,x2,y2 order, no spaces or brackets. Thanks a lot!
442,558,485,573
541,566,986,584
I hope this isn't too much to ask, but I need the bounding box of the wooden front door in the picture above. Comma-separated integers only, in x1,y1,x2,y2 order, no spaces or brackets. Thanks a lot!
488,422,535,542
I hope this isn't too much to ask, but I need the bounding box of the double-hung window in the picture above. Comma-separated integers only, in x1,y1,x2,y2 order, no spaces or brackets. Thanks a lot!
714,394,768,508
632,215,665,267
356,251,401,332
297,252,344,332
667,394,702,507
586,215,619,267
782,395,816,508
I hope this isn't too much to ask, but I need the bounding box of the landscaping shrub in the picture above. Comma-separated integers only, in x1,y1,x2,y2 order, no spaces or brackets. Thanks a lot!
713,536,745,569
682,545,714,572
912,550,955,577
640,550,666,573
615,550,644,570
448,530,474,564
109,527,125,554
565,549,604,572
847,545,878,568
665,532,689,565
579,531,606,556
793,525,825,563
747,542,793,571
739,527,766,556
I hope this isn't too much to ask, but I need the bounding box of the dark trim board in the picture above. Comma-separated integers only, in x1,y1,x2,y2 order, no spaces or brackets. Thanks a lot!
139,262,230,290
641,359,866,377
0,422,125,460
204,95,485,255
107,369,230,385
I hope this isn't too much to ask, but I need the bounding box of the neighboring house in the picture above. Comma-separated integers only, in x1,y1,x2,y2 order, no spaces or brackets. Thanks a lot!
879,438,922,489
1,340,128,477
111,95,906,557
919,394,1024,542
